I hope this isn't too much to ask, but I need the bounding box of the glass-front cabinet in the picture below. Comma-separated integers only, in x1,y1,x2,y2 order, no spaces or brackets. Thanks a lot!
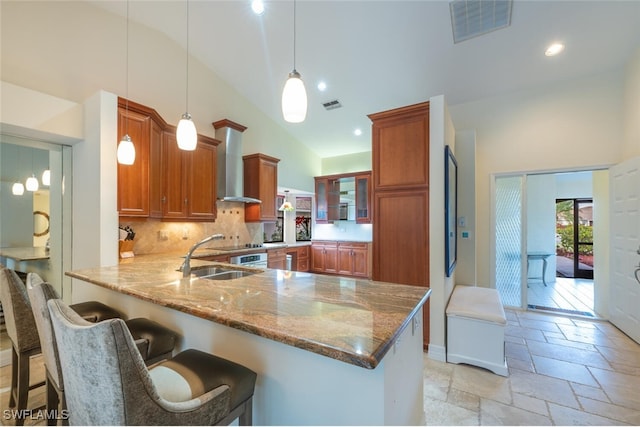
314,171,371,224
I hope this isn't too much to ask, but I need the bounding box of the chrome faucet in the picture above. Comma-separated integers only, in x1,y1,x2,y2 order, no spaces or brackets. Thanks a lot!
181,234,225,277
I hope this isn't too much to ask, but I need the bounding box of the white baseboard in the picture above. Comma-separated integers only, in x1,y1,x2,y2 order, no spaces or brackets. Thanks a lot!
427,344,446,362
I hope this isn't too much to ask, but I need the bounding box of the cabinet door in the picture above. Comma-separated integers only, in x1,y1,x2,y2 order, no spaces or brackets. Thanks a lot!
370,102,430,191
244,154,280,222
337,245,354,276
117,108,150,217
351,247,369,277
355,173,372,224
268,248,287,269
323,244,339,274
315,178,340,223
373,190,429,286
310,243,326,272
162,131,188,219
186,141,217,220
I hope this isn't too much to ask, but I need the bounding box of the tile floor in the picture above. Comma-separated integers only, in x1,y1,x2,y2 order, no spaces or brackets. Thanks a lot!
528,277,595,317
424,309,640,425
1,309,639,425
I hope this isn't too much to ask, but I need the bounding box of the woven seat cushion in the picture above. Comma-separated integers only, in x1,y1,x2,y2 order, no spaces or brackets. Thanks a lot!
150,349,257,407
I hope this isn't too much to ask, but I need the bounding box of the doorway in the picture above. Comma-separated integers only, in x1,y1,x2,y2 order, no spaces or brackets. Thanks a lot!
0,136,72,365
555,198,594,279
494,170,601,317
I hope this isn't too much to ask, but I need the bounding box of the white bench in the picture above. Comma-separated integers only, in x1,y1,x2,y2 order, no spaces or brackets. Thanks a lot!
446,285,508,376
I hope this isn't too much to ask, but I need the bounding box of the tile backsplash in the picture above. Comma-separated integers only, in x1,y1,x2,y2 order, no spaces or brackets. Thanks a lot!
120,201,262,255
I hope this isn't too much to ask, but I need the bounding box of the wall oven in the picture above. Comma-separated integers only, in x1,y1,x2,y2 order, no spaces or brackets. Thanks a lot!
229,253,268,269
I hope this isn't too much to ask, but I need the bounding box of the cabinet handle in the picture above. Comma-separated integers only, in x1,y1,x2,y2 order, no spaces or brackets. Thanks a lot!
162,196,166,203
184,198,188,205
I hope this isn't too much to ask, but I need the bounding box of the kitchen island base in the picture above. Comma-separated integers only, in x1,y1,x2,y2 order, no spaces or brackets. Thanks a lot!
74,281,426,425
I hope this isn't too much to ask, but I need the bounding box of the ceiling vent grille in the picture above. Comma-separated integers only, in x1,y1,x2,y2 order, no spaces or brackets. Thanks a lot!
322,100,342,111
450,0,512,43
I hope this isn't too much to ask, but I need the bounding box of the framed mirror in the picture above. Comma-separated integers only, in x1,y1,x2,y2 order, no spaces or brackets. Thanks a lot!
445,145,458,277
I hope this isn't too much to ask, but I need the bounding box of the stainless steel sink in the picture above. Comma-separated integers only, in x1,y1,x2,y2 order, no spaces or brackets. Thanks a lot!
201,270,258,280
190,266,259,280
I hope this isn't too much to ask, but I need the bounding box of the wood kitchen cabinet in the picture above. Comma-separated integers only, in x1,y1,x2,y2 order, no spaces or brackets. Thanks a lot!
117,101,158,218
369,101,431,348
337,242,370,278
314,177,340,223
310,241,338,274
295,245,310,272
244,153,280,222
117,97,219,221
314,171,371,224
161,129,219,221
267,247,287,269
311,241,369,277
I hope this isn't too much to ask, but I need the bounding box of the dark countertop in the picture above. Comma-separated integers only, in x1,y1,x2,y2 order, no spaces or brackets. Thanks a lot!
67,252,430,369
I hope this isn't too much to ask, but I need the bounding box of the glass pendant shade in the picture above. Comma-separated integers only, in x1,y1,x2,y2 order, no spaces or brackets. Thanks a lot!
12,182,25,196
282,70,307,123
279,201,295,212
26,175,39,192
177,113,198,150
42,169,51,186
117,134,136,165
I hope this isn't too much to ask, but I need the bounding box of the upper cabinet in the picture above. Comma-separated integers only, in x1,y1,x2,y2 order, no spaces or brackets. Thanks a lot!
243,153,280,222
314,171,372,224
117,98,220,221
161,129,218,221
117,106,152,217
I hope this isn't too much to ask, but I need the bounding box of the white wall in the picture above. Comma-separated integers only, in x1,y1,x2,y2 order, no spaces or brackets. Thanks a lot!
526,174,557,284
0,1,321,193
454,130,476,286
592,170,610,317
623,47,640,159
450,70,625,288
427,95,455,361
321,152,372,176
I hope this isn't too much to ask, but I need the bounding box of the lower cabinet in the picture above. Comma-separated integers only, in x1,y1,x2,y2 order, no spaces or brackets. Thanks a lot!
311,241,370,278
194,254,230,263
337,242,370,278
295,245,310,272
267,247,287,269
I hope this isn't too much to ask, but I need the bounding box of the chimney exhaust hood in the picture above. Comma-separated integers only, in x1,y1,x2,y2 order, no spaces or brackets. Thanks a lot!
213,119,262,204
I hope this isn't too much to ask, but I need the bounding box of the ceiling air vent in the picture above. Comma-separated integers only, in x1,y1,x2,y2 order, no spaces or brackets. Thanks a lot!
450,0,512,44
322,100,342,111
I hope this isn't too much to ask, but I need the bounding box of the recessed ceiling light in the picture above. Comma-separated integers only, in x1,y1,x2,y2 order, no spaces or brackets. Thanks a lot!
251,0,265,15
317,81,327,91
354,128,362,136
545,43,564,57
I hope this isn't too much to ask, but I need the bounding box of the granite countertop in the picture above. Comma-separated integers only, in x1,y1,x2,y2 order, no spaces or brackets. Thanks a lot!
66,254,430,369
0,246,50,261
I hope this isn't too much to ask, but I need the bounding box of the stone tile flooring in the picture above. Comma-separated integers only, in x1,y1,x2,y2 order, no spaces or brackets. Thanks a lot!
1,309,639,425
424,309,640,425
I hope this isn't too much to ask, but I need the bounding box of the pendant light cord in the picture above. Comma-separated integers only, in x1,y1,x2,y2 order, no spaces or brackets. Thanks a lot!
125,0,129,136
185,0,190,112
293,0,296,70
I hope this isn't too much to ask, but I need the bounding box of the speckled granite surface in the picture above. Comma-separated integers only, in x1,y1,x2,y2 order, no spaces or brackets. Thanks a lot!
66,253,430,369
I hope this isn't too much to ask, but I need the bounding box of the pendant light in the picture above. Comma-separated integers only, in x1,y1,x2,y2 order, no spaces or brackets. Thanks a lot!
12,182,25,196
177,0,197,151
26,174,39,192
281,0,307,123
117,0,136,165
279,190,295,211
42,169,50,186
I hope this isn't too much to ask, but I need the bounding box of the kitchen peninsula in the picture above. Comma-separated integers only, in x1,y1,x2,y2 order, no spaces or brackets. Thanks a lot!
66,252,430,425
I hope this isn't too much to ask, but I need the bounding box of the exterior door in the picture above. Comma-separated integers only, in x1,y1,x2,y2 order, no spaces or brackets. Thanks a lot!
555,198,594,279
610,157,640,344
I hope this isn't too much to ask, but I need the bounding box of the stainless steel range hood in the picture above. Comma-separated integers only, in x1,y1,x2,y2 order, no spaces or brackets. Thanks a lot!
213,119,261,204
